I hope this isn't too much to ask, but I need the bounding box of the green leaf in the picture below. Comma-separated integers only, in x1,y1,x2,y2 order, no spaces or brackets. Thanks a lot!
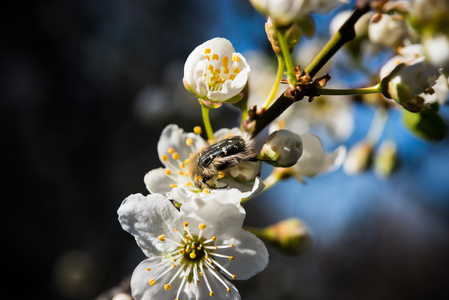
402,105,447,141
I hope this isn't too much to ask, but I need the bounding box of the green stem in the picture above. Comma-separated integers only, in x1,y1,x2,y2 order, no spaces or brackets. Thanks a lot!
263,54,285,109
318,83,381,96
304,3,370,78
276,27,297,87
200,102,214,141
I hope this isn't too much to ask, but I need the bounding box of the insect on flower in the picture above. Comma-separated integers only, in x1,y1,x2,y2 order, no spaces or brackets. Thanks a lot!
189,135,258,189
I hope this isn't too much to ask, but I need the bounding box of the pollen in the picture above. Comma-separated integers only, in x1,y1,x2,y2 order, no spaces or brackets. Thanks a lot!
164,169,171,176
168,148,175,154
161,155,168,162
185,138,193,146
158,234,165,241
218,171,225,178
194,126,202,134
164,284,171,291
172,153,180,160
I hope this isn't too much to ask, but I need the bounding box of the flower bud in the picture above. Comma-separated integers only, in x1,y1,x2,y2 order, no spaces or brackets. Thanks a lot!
374,140,398,178
265,20,302,55
260,129,303,167
262,218,312,255
368,14,406,48
343,141,373,175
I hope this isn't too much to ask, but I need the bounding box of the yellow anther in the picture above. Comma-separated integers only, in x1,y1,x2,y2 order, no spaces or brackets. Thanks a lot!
184,222,189,227
185,248,191,253
205,48,211,54
218,171,225,179
190,252,197,259
194,126,202,134
179,250,185,254
224,68,229,74
212,54,219,60
168,148,175,154
222,56,229,64
161,155,168,162
231,243,234,248
173,258,177,262
173,264,176,268
210,291,214,297
229,74,236,81
146,268,151,271
172,153,180,160
229,256,234,260
170,184,177,188
199,272,203,276
158,234,165,241
164,169,171,176
186,138,193,146
277,119,286,129
233,67,241,73
195,175,203,181
174,228,178,232
197,246,202,250
184,159,190,164
214,68,221,74
205,55,210,61
232,275,236,280
225,133,233,138
214,246,218,250
184,171,190,176
186,182,193,187
185,235,191,242
164,284,171,291
178,171,184,176
227,288,231,292
232,54,240,62
149,278,156,286
211,236,216,241
180,162,185,169
208,64,214,72
199,223,206,230
204,189,210,194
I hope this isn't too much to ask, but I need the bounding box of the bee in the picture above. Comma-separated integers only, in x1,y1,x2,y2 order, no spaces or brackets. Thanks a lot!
189,135,257,189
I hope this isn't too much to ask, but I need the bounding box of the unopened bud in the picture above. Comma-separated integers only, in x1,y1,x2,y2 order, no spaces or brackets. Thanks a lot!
374,140,398,178
343,141,373,175
265,20,302,55
260,130,303,167
263,218,312,255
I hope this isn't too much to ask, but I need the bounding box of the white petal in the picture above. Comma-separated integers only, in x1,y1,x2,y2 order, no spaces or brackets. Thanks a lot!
294,133,326,176
220,229,269,280
144,168,176,194
118,193,181,255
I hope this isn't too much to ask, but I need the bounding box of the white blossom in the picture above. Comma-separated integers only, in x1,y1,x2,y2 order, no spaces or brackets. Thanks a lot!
118,192,268,300
250,0,348,26
144,124,263,198
380,45,446,112
260,129,303,167
368,14,407,48
183,38,250,108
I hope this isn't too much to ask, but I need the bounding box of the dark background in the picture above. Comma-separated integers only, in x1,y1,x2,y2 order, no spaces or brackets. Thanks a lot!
3,1,449,299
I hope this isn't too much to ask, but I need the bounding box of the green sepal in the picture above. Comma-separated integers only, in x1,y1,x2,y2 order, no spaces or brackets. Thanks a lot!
294,15,315,38
402,104,447,141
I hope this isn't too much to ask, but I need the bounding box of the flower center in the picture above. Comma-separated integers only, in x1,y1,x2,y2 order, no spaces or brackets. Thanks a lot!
203,48,242,92
147,222,236,299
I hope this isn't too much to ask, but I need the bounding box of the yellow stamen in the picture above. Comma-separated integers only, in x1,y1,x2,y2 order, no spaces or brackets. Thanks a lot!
210,291,214,296
164,284,171,291
199,223,206,230
211,236,216,241
212,54,219,60
184,222,189,227
186,182,193,187
146,268,151,271
149,279,156,286
158,234,165,241
180,162,185,168
178,171,184,176
229,74,236,81
164,169,171,176
233,67,241,73
231,243,234,247
194,126,202,134
195,175,203,181
225,133,233,138
186,138,193,146
172,153,180,160
227,288,231,292
229,256,234,260
204,48,211,54
223,68,229,74
232,54,240,62
204,189,210,194
168,148,175,154
218,171,225,178
170,184,177,188
190,253,196,259
161,155,168,162
184,159,190,164
232,275,236,280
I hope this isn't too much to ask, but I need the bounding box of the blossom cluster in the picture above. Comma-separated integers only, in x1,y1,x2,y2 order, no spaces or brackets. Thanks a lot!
116,0,448,299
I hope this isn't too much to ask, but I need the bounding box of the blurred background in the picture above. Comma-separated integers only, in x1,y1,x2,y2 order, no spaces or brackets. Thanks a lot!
3,0,449,299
